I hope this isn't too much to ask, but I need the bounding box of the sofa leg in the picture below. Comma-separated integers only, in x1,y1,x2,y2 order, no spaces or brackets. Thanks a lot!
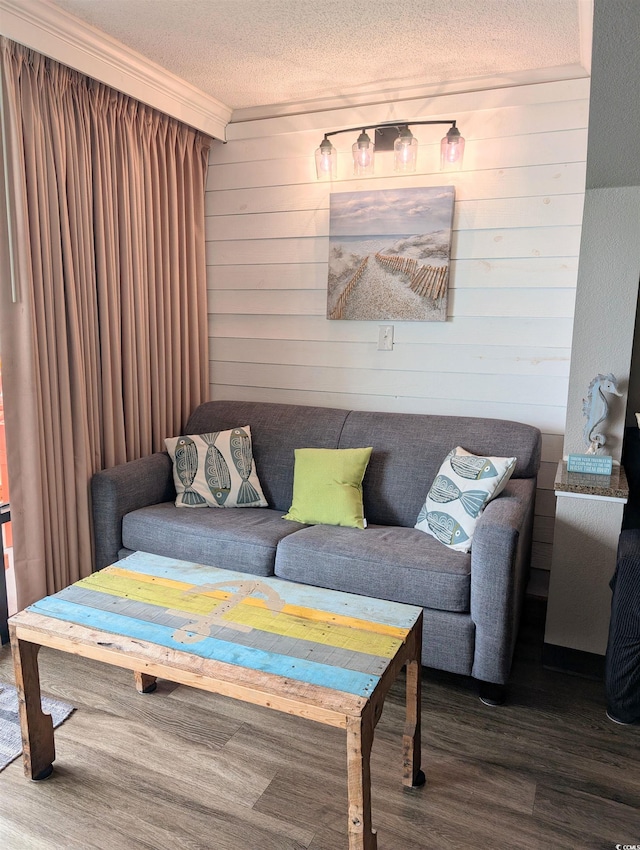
478,680,507,706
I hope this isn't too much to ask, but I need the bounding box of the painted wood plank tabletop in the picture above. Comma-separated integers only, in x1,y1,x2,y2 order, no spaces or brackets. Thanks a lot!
26,551,422,700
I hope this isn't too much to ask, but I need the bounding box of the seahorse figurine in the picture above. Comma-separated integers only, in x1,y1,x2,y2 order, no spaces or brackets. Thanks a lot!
582,373,622,453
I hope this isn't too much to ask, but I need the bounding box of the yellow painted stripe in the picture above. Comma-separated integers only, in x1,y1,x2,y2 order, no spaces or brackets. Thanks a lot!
77,570,404,658
105,567,192,592
103,566,409,639
75,572,218,614
215,602,402,657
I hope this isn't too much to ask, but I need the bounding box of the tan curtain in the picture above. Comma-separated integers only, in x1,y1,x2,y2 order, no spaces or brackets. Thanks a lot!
0,39,210,608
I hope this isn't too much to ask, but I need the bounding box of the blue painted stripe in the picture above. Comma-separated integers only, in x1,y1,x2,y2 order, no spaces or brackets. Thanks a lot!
27,596,379,697
116,551,421,629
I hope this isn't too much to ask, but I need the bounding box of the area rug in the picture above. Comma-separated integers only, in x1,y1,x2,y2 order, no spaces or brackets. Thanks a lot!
0,682,75,771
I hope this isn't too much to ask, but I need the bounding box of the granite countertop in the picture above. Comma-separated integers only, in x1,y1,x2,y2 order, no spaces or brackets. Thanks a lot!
554,460,629,500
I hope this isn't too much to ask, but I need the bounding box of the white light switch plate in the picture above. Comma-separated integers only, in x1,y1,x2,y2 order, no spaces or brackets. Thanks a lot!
378,325,394,351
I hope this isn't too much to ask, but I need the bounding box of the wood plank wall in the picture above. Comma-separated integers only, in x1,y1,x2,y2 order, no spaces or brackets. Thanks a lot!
205,78,590,595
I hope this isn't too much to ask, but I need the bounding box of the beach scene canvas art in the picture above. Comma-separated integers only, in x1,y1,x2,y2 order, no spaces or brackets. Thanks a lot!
327,186,455,321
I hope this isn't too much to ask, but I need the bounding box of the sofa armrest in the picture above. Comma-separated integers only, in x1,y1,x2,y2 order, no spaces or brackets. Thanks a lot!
91,452,175,570
470,477,537,685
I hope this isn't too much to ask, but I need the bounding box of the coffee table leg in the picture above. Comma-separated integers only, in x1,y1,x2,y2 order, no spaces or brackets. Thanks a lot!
346,711,377,850
10,632,55,780
402,655,425,787
134,672,157,693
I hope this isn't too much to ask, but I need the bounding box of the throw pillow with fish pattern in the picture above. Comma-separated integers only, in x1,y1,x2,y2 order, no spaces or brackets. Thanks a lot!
414,447,516,552
165,427,268,508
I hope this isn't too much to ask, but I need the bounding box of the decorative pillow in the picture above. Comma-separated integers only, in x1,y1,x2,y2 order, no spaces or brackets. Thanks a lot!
415,447,516,553
165,427,268,508
283,447,373,529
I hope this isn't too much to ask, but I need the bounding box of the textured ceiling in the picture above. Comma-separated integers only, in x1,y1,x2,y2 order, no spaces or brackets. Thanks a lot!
49,0,584,111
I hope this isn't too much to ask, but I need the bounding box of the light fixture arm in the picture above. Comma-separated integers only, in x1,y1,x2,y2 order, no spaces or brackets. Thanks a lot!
321,120,458,143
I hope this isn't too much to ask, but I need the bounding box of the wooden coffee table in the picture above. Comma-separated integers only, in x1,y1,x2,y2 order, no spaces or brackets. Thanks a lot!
9,551,424,849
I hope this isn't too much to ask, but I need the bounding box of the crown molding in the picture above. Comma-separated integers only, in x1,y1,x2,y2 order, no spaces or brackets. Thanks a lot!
226,77,590,142
230,64,590,125
0,0,231,139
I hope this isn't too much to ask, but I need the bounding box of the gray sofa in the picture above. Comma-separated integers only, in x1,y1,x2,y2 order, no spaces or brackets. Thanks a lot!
91,400,541,702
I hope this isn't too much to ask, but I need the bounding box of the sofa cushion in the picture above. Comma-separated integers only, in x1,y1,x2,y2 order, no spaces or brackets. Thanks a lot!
165,427,268,509
274,523,471,612
337,409,541,528
283,447,372,528
122,502,305,576
415,447,516,553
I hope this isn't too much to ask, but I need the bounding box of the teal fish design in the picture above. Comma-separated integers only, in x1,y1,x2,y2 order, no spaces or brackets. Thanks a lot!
201,432,231,506
426,511,470,547
230,427,260,504
429,475,488,518
450,454,498,480
175,436,206,506
459,490,489,518
428,475,461,504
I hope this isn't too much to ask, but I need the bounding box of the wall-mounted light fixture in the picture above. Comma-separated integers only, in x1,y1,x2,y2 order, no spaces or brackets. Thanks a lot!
315,120,465,180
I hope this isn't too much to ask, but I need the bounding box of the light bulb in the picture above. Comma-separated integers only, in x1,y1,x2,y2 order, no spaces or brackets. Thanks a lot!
440,126,465,171
352,130,374,176
444,142,459,162
394,128,417,173
315,137,337,180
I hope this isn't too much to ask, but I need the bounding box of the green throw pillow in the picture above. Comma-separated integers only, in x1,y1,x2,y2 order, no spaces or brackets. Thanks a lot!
283,447,373,529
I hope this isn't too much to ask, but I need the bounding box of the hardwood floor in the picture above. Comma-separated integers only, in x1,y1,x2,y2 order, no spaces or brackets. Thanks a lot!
0,600,638,850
